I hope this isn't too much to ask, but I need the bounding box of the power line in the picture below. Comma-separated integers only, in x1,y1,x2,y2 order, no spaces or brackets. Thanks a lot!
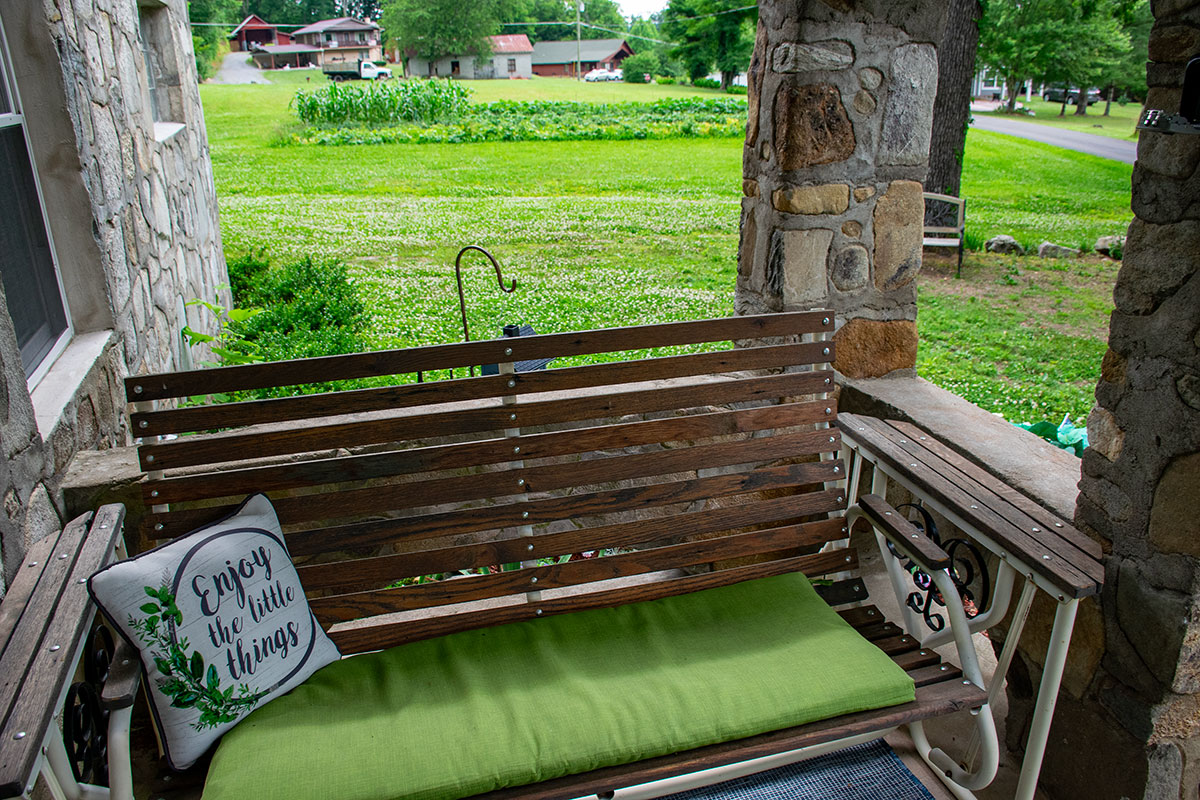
666,4,757,22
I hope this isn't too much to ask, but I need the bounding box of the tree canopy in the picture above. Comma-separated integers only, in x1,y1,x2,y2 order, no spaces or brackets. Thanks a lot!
496,0,628,43
978,0,1132,113
380,0,501,68
662,0,755,89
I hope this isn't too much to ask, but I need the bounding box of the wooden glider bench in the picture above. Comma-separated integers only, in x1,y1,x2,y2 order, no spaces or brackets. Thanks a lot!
0,504,132,800
922,192,967,276
103,311,1001,800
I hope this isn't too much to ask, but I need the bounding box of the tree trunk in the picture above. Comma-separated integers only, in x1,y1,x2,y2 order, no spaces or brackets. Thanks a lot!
1074,91,1088,115
925,0,982,197
1006,78,1019,112
1104,84,1114,116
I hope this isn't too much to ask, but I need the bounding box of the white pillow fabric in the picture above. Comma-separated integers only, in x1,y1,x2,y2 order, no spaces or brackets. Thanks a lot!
89,494,341,769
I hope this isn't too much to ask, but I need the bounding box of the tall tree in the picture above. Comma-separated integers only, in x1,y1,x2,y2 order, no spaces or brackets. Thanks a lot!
925,0,982,197
497,0,630,43
192,0,241,78
1059,0,1130,115
662,0,755,89
978,0,1071,112
381,0,499,72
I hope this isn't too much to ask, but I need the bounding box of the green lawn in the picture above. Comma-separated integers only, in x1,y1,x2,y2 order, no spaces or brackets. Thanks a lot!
200,69,1133,425
977,96,1142,141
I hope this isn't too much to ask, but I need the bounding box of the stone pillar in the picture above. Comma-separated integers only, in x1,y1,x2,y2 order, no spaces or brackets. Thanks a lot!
736,0,945,378
1058,3,1200,798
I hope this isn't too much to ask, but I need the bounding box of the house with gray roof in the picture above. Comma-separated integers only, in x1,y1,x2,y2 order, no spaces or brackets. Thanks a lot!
531,38,634,77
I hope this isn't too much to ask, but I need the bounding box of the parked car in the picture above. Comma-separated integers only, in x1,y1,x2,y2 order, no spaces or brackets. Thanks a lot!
584,68,614,82
1043,87,1102,105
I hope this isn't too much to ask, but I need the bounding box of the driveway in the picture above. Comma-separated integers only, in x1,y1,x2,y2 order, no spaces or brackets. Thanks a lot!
970,114,1136,164
210,52,271,85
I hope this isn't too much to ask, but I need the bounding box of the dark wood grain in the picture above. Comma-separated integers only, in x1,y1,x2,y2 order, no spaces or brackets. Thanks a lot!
330,552,837,653
100,638,143,711
282,461,842,558
125,312,835,401
0,505,124,798
133,342,833,437
0,534,60,663
814,577,868,607
143,427,842,540
142,399,834,506
467,678,985,800
837,414,1100,597
858,493,951,570
299,491,847,593
310,531,857,623
139,369,834,472
885,419,1103,562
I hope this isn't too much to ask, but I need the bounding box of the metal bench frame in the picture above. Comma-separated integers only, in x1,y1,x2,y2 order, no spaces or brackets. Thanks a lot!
838,414,1104,800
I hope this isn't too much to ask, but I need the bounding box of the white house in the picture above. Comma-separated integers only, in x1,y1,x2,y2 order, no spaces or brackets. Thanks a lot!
407,34,534,79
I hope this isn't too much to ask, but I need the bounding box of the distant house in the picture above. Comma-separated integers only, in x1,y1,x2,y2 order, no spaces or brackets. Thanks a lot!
288,17,383,66
531,38,634,77
227,15,288,51
407,34,534,79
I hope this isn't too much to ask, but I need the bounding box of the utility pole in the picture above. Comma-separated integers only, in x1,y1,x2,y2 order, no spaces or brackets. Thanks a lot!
575,0,582,79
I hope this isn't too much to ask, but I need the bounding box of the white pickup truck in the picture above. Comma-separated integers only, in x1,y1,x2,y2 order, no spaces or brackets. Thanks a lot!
323,59,392,81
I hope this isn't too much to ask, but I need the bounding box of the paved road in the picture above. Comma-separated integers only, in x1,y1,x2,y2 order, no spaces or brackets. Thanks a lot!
971,114,1136,164
210,53,271,85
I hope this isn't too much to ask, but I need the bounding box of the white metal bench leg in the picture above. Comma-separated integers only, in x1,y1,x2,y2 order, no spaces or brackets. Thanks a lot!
105,705,134,800
42,729,109,800
1014,598,1079,800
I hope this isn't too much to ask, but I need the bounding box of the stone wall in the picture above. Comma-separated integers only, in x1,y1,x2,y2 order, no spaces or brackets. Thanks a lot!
736,0,945,378
1061,2,1200,798
0,0,224,591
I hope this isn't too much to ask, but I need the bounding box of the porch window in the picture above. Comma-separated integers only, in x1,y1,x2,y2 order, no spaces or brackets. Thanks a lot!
0,21,69,381
508,58,517,73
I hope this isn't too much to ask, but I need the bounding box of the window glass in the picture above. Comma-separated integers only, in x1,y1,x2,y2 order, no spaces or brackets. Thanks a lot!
139,11,160,120
0,55,9,115
0,126,67,376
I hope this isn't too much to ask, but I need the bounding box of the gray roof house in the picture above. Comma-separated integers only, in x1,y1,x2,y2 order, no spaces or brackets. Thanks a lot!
531,38,634,77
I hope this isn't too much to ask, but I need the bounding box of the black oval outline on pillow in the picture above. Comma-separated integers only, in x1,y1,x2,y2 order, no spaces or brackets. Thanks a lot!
168,524,319,694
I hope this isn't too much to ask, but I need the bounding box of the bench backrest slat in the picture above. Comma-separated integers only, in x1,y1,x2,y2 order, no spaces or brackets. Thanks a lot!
132,341,830,438
136,367,833,473
295,490,847,594
126,312,832,401
329,550,845,654
281,462,839,558
308,520,849,624
129,313,849,655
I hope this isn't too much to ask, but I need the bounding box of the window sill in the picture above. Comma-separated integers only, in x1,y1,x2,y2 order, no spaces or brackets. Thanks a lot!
153,121,185,142
29,330,116,440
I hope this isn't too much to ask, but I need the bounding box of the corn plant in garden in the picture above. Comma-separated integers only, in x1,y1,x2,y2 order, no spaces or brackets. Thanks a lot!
291,78,472,126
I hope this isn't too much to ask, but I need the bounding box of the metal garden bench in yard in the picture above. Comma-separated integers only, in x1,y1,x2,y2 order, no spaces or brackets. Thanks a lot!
72,312,1097,800
923,193,967,276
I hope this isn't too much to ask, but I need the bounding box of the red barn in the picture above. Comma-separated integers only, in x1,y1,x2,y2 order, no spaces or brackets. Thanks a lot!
227,15,282,52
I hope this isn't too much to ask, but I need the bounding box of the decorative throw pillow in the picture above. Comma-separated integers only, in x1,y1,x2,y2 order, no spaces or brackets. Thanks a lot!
88,493,341,769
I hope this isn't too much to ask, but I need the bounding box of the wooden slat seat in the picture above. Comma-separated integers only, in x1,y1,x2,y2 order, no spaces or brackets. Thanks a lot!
837,413,1103,599
0,505,125,799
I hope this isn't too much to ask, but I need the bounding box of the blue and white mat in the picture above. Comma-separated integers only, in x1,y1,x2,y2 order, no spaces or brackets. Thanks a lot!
664,740,936,800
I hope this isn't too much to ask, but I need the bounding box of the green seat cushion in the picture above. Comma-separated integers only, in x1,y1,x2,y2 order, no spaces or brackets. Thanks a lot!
202,573,914,800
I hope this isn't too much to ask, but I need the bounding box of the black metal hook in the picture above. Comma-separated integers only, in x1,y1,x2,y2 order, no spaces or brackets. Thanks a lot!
453,246,517,378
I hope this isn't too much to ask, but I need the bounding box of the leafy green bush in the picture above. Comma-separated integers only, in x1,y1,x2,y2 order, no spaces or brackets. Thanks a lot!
185,256,373,398
292,78,471,126
621,52,658,84
693,78,720,89
655,76,676,85
724,85,748,95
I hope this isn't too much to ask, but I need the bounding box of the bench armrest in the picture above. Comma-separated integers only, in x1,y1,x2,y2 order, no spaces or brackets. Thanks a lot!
101,638,142,711
854,494,950,572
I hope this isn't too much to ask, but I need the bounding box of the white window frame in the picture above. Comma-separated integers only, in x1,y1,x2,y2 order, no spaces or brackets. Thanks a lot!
0,15,72,389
